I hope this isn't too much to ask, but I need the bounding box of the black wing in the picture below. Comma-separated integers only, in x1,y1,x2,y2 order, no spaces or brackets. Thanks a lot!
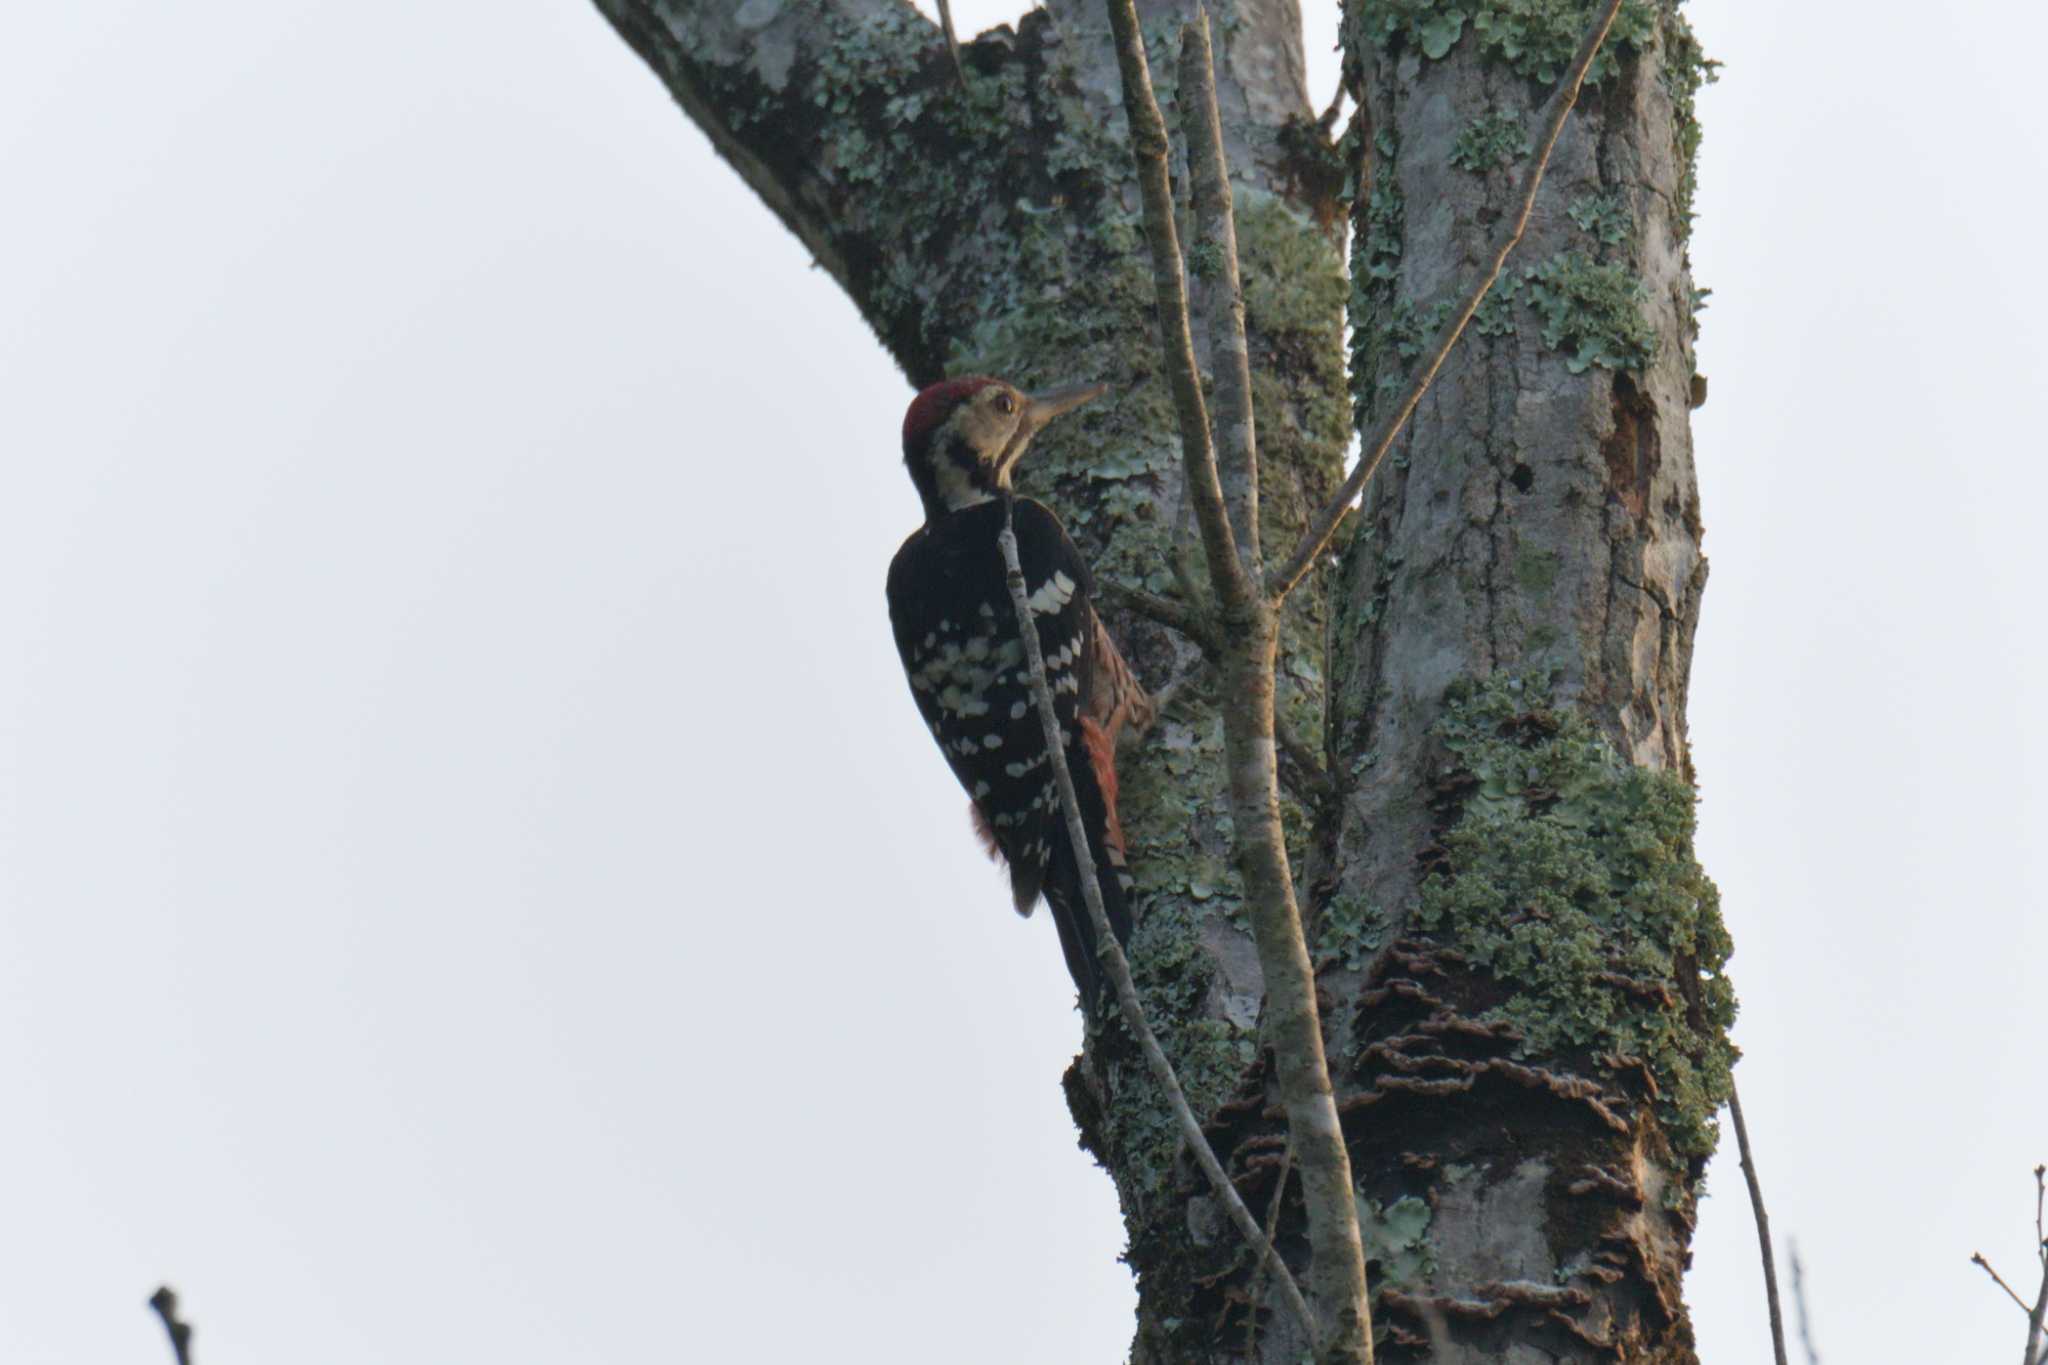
885,499,1134,1002
886,499,1092,897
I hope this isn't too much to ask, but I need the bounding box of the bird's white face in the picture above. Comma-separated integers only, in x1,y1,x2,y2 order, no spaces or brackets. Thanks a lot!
926,383,1031,513
901,377,1109,522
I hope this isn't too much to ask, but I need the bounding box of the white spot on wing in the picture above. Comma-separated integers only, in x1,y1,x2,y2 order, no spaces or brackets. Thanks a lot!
1026,571,1078,616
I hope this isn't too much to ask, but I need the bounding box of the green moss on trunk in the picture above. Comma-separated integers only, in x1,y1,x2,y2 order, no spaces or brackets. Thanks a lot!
1417,674,1735,1157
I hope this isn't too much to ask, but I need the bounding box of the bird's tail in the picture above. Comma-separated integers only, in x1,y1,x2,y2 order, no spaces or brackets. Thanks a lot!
1043,717,1136,1008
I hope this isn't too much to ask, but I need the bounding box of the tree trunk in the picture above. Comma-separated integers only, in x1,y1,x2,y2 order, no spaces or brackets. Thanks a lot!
593,0,1731,1358
1324,7,1729,1357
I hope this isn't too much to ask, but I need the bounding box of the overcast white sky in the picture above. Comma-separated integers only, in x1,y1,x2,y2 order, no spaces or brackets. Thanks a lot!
2,2,2043,1362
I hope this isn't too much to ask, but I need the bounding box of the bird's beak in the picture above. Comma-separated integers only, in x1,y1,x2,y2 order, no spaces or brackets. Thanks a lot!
1021,381,1110,435
996,381,1110,485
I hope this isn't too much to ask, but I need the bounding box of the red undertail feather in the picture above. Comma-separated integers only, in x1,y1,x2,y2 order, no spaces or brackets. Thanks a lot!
1078,717,1126,860
969,800,1040,919
970,801,1001,862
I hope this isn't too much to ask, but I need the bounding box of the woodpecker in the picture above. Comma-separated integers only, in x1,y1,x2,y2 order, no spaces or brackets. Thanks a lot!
886,376,1151,1006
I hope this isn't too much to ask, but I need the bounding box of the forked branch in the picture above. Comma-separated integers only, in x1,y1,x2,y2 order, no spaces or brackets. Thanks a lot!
1971,1163,2048,1365
1097,578,1333,805
1106,7,1372,1358
1267,0,1628,601
1100,0,1250,615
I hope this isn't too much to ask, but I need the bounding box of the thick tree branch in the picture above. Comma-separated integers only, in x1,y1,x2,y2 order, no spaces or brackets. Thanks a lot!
1728,1079,1789,1365
597,0,1151,386
1267,0,1628,601
593,0,1317,391
996,498,1317,1345
591,0,929,341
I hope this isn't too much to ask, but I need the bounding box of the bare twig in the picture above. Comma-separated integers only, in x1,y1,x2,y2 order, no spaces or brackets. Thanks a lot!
1971,1163,2048,1365
1245,1143,1296,1360
1101,0,1248,616
933,0,969,90
1180,15,1262,579
2031,1165,2048,1365
147,1286,194,1365
1975,1253,2035,1315
997,497,1318,1345
1095,581,1332,806
1348,67,1374,232
2030,1277,2048,1365
1274,708,1335,806
1097,580,1219,651
1169,470,1211,612
1105,6,1373,1355
1790,1244,1821,1365
1727,1079,1789,1365
1268,0,1628,601
1318,85,1346,132
2035,1163,2045,1258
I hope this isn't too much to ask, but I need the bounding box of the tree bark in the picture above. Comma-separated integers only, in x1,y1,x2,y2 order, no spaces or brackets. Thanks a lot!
1320,4,1730,1360
593,0,1731,1359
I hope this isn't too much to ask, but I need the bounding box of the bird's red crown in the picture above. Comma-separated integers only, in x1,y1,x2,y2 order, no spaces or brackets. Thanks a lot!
902,376,1001,456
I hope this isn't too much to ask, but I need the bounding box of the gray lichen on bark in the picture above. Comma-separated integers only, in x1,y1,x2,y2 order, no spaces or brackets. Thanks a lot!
595,0,1733,1357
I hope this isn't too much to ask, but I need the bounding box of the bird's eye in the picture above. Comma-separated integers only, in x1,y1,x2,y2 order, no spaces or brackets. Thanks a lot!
995,393,1016,415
